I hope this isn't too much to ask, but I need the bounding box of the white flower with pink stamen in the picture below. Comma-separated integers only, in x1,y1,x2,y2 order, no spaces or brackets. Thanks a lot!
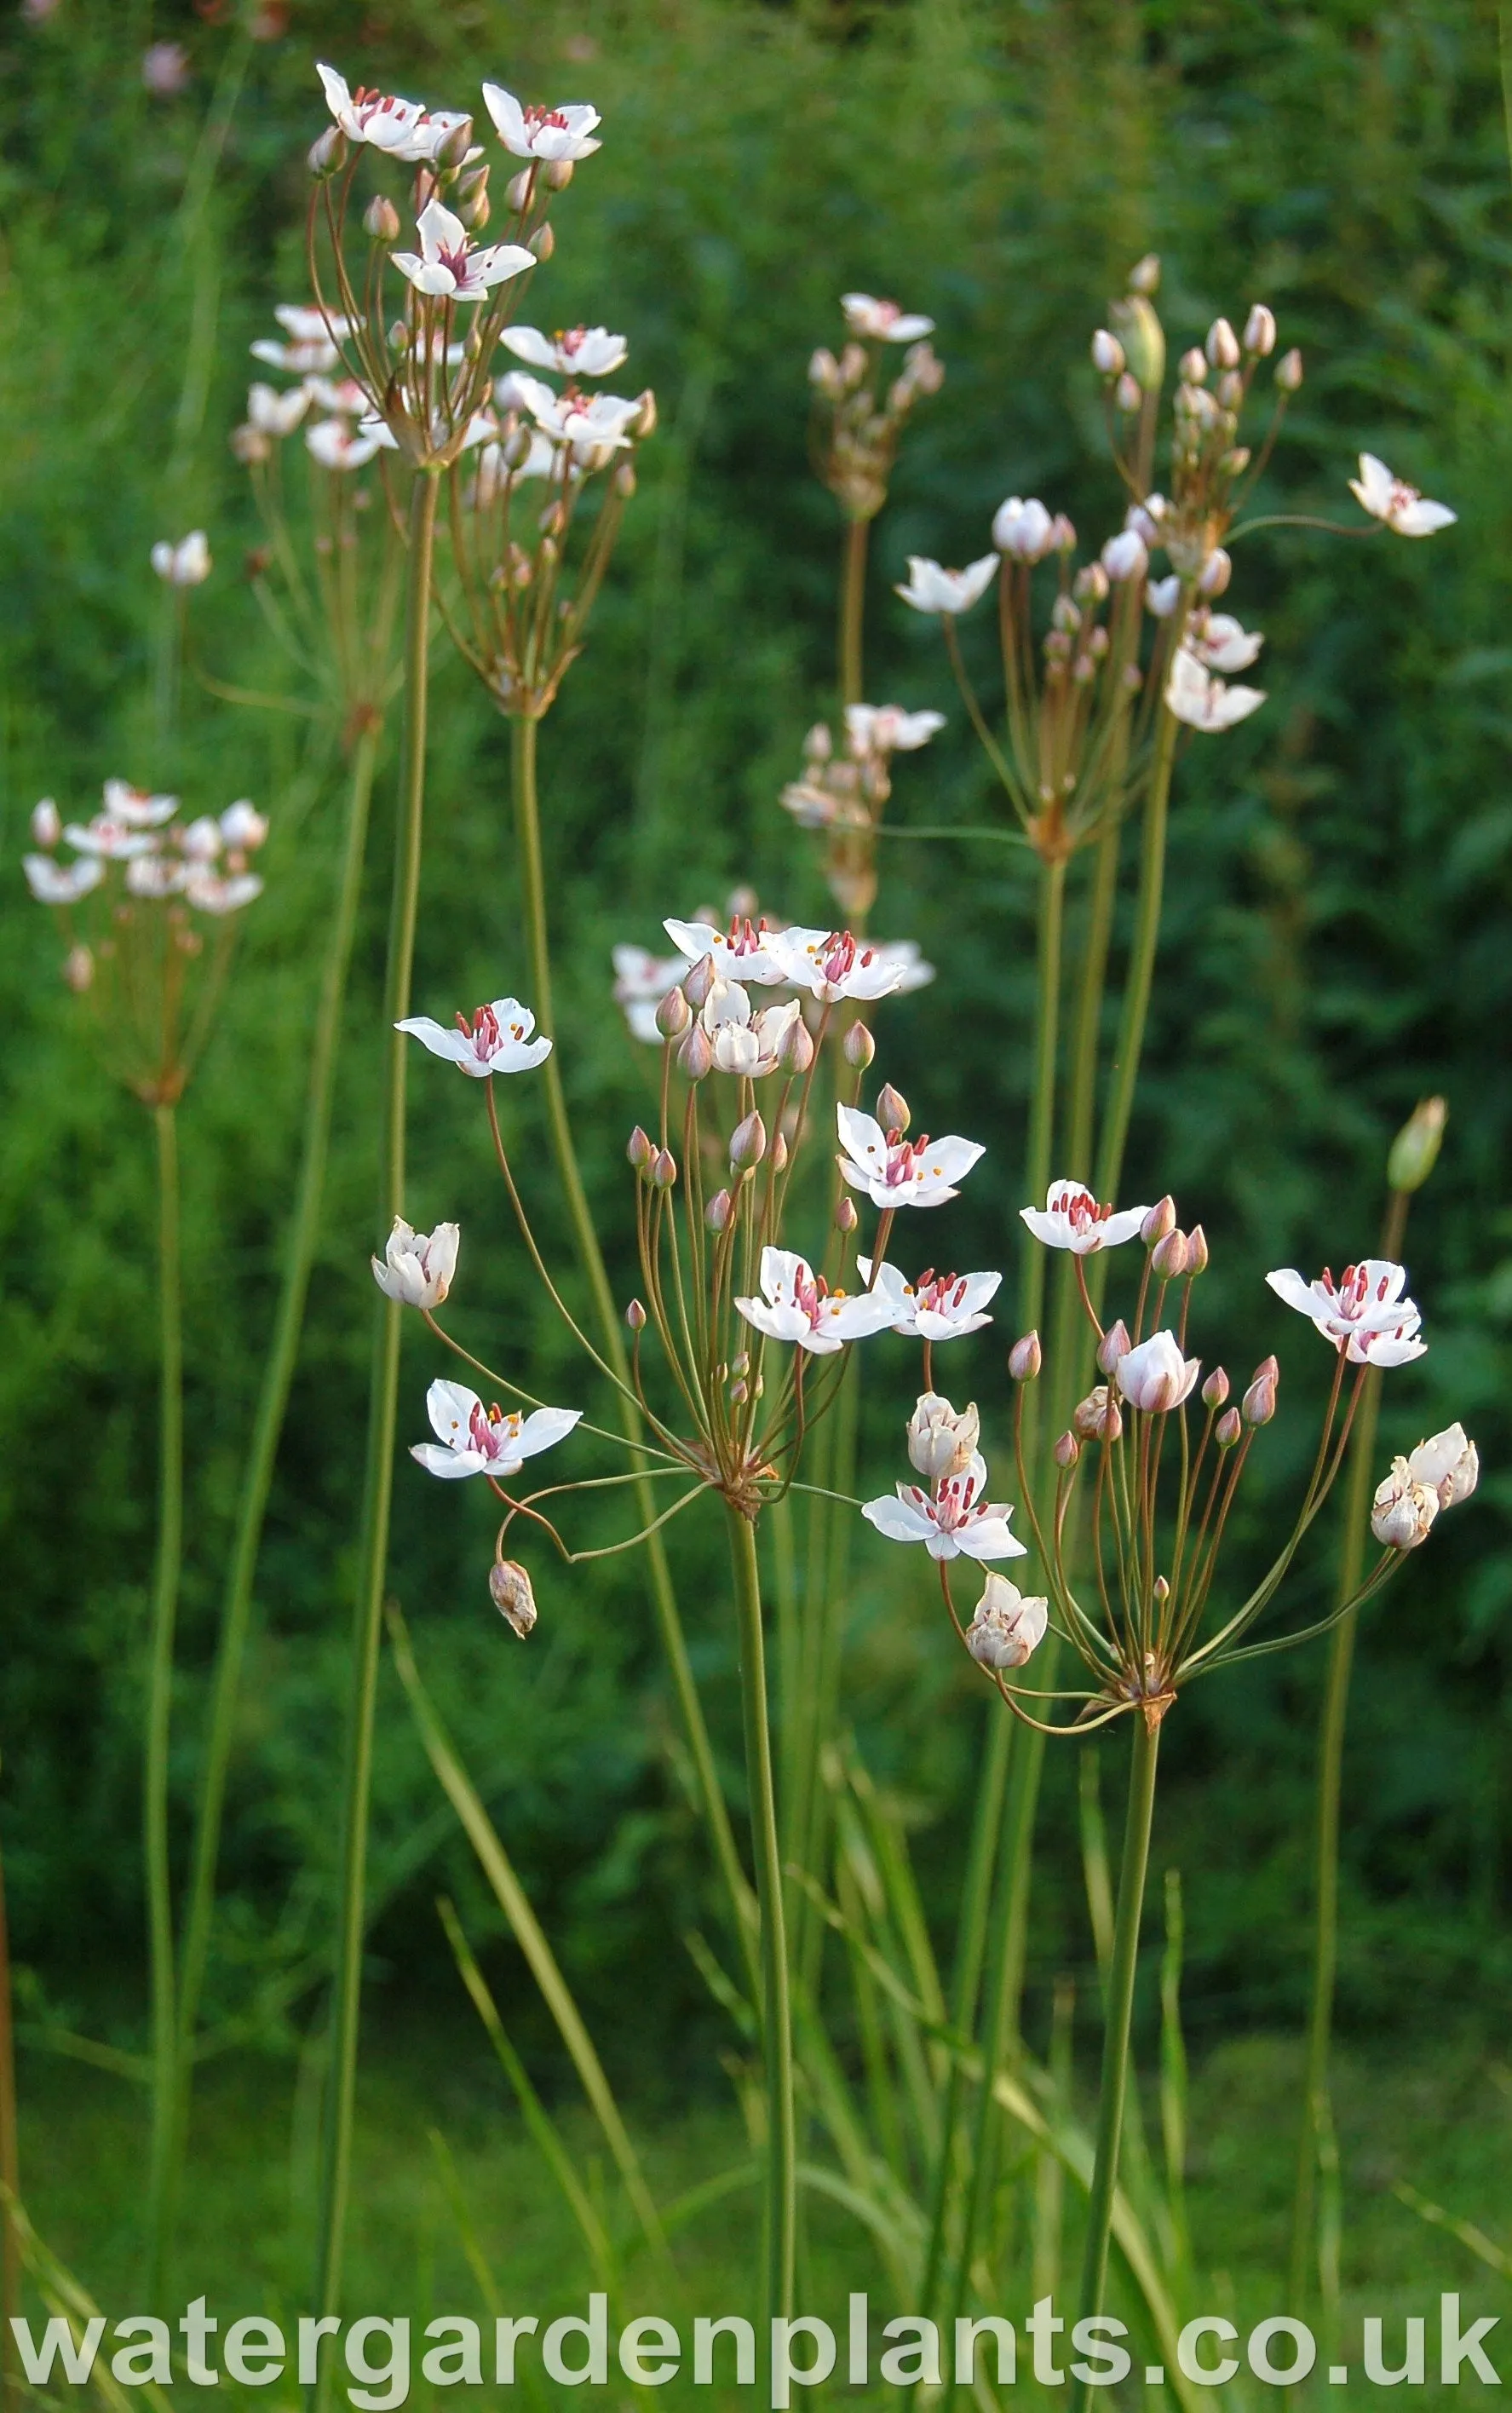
836,1104,984,1211
391,199,534,303
317,64,471,162
841,293,934,343
735,1248,897,1357
862,1452,1026,1562
1165,645,1265,732
1348,452,1456,538
700,980,801,1077
843,703,945,756
664,913,787,987
501,325,628,377
767,925,910,1005
1020,1179,1149,1255
481,84,601,160
895,555,998,616
411,1379,581,1480
397,996,553,1076
1266,1258,1423,1353
612,942,693,1043
857,1258,1001,1340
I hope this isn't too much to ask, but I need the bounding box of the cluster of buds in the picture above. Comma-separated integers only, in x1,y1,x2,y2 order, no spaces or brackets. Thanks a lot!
23,784,267,1103
809,293,944,523
779,703,945,919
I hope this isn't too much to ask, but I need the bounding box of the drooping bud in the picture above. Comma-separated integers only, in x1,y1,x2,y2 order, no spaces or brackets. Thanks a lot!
682,952,716,1009
651,1148,677,1190
1215,1407,1242,1448
1151,1228,1189,1281
528,222,555,262
836,1196,859,1233
1201,1367,1230,1408
1008,1331,1042,1382
677,1021,714,1081
365,193,402,243
730,1109,767,1171
778,1016,814,1074
308,125,347,178
655,983,692,1039
1091,328,1125,376
1054,1429,1081,1469
1141,1195,1177,1247
626,1125,654,1173
1275,347,1303,392
1205,316,1240,370
1096,1319,1132,1374
490,1559,538,1639
705,1188,733,1232
1244,303,1277,357
625,1298,647,1331
875,1081,910,1134
1073,1385,1123,1441
907,1393,980,1483
843,1020,876,1069
1241,1356,1279,1425
1186,1224,1210,1275
1198,548,1232,596
1388,1096,1447,1195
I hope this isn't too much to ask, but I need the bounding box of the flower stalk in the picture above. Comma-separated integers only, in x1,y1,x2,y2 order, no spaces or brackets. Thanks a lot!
143,1100,184,2307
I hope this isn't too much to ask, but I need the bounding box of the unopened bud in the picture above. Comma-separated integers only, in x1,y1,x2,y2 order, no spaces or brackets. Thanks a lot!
626,1124,654,1172
843,1021,875,1069
1276,347,1303,393
1186,1224,1209,1275
778,1016,814,1074
1388,1097,1447,1195
1201,1367,1230,1408
308,125,346,178
1009,1331,1042,1382
1241,1356,1279,1425
1096,1319,1131,1374
771,1130,790,1173
651,1148,677,1189
1128,251,1160,295
1151,1228,1188,1281
457,175,491,232
1091,327,1125,376
1141,1195,1176,1247
544,156,575,190
505,167,534,212
682,952,716,1009
1115,372,1141,414
836,1196,859,1233
1215,1407,1242,1448
490,1559,538,1638
1074,1385,1123,1442
1244,303,1276,357
64,942,95,993
528,222,555,262
365,193,401,243
677,1022,713,1081
1111,291,1164,391
730,1109,767,1171
625,1297,647,1331
31,798,60,849
437,118,474,170
1205,315,1240,370
705,1188,733,1232
631,389,658,440
655,983,692,1039
1054,1430,1081,1469
728,1377,748,1404
875,1081,909,1134
613,463,637,499
1179,346,1209,385
1198,548,1232,597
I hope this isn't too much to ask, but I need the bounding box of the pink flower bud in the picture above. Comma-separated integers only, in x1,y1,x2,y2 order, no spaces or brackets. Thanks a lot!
843,1020,876,1068
1198,548,1233,597
365,193,401,242
1241,1355,1279,1425
1186,1224,1210,1275
1276,347,1303,392
625,1298,647,1331
1205,316,1240,370
626,1126,653,1172
1215,1407,1242,1448
1180,346,1209,385
308,125,346,178
490,1559,538,1639
655,984,692,1039
770,1130,790,1172
778,1016,814,1074
836,1196,859,1232
544,155,575,191
876,1081,910,1134
504,167,534,211
1091,328,1124,376
651,1149,677,1190
1201,1367,1229,1408
1115,372,1141,413
1151,1228,1189,1280
1009,1331,1042,1382
677,1021,713,1081
1128,251,1160,294
705,1188,733,1231
528,221,555,262
1141,1195,1176,1247
1097,1318,1131,1374
1244,303,1276,356
729,1109,767,1171
631,389,658,440
682,952,717,1009
1054,1430,1081,1469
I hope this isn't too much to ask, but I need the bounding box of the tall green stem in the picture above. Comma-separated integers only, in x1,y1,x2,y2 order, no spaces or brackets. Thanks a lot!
1020,855,1066,1336
727,1506,796,2324
509,717,758,1992
839,519,868,710
1073,1713,1162,2413
1094,707,1179,1206
170,721,382,2233
143,1100,182,2306
0,1830,20,2413
1289,1185,1409,2318
313,471,439,2330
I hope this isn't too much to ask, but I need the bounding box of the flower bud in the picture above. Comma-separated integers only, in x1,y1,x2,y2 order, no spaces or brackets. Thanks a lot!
1074,561,1110,604
966,1574,1049,1671
1101,529,1148,582
544,155,575,190
1244,303,1277,356
729,1109,767,1171
64,942,95,993
682,952,716,1009
1215,1407,1242,1448
1128,251,1161,294
1054,1429,1080,1469
1388,1096,1447,1195
1151,1228,1189,1281
308,124,347,178
457,173,491,232
1008,1331,1042,1382
1205,315,1240,370
365,193,402,243
729,1377,748,1404
505,167,534,212
677,1021,714,1081
778,1016,814,1074
1091,327,1125,376
528,222,555,262
30,798,60,849
907,1392,980,1483
1073,1385,1123,1441
655,982,692,1039
631,389,658,440
651,1148,677,1189
625,1297,647,1332
705,1187,733,1232
1241,1356,1279,1425
1186,1224,1209,1275
1096,1318,1131,1374
843,1020,876,1069
437,117,475,170
1111,291,1164,391
1198,548,1233,597
1201,1367,1230,1408
1179,346,1209,385
1115,372,1141,414
1141,1195,1176,1247
1276,347,1303,393
232,423,271,464
626,1125,654,1172
836,1195,859,1232
490,1559,538,1638
770,1130,790,1173
876,1081,909,1134
613,464,636,499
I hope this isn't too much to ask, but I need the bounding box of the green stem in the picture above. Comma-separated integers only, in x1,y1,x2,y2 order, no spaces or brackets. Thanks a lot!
143,1100,182,2307
312,470,440,2333
0,1828,20,2413
1289,1186,1409,2318
170,720,382,2226
1020,855,1066,1335
509,716,758,1995
1066,809,1122,1183
1094,706,1179,1206
839,518,868,711
1073,1713,1162,2413
727,1505,796,2324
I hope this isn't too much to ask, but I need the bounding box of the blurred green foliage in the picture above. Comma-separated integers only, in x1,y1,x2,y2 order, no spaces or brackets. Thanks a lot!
0,0,1508,2108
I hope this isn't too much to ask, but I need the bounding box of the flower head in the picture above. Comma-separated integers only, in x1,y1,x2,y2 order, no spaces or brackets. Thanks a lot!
699,978,801,1076
1165,644,1265,732
317,63,471,162
397,997,553,1076
767,925,910,1004
992,495,1055,561
1266,1258,1423,1358
1115,1329,1201,1414
1187,610,1263,673
664,914,787,986
371,1217,460,1310
906,1391,980,1483
895,555,997,616
500,324,628,377
734,1247,896,1357
411,1379,581,1480
862,1451,1026,1563
857,1258,1001,1342
481,84,601,159
1348,452,1456,538
1020,1180,1149,1256
152,531,211,587
306,418,389,472
24,854,103,904
843,703,945,755
1370,1426,1477,1551
966,1574,1049,1669
836,1103,984,1212
391,198,534,302
247,381,310,437
841,293,934,343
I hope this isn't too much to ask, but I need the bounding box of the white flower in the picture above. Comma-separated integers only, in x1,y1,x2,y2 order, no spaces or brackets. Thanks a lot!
220,800,269,852
992,496,1055,561
250,303,355,378
101,780,178,827
1020,1179,1149,1255
966,1573,1049,1669
857,1258,1001,1341
663,914,787,986
181,816,222,861
1187,611,1263,673
1346,1322,1427,1368
24,854,103,904
612,943,692,1042
391,198,534,303
1165,645,1265,731
397,997,553,1077
906,1392,980,1482
31,798,61,848
411,1379,581,1480
836,1103,984,1211
895,555,998,616
862,1453,1026,1562
700,979,801,1076
247,381,310,437
841,293,934,343
302,375,369,417
142,40,190,95
307,418,388,472
152,531,211,587
1369,1425,1475,1551
500,324,628,377
1146,574,1181,618
128,855,189,899
317,63,471,162
1116,1329,1201,1414
481,84,601,160
844,703,946,755
1101,529,1148,582
868,938,935,995
1406,1422,1480,1507
1266,1258,1423,1354
186,869,262,914
766,926,910,1004
1348,452,1457,539
734,1247,897,1356
371,1217,461,1309
62,817,158,861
